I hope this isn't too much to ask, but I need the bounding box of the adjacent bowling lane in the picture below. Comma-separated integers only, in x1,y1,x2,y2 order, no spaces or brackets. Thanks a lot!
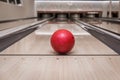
80,19,120,34
0,21,117,55
0,19,38,31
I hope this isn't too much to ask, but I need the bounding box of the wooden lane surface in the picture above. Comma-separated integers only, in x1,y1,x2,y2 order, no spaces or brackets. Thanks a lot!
0,22,119,80
0,56,120,80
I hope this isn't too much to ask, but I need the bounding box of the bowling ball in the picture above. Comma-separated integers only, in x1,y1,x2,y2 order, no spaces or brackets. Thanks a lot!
50,29,75,54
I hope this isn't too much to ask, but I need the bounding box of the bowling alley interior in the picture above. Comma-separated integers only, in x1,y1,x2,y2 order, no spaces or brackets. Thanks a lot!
0,0,120,80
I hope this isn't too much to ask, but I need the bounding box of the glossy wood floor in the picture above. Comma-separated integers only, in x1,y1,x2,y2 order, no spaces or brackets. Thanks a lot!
0,21,120,80
0,56,120,80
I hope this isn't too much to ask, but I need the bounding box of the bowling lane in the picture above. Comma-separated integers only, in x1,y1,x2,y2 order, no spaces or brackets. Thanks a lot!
80,19,120,34
0,56,120,80
0,21,117,55
0,19,38,31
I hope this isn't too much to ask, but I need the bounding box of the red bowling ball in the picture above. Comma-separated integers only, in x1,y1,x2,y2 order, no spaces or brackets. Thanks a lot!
51,29,75,54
